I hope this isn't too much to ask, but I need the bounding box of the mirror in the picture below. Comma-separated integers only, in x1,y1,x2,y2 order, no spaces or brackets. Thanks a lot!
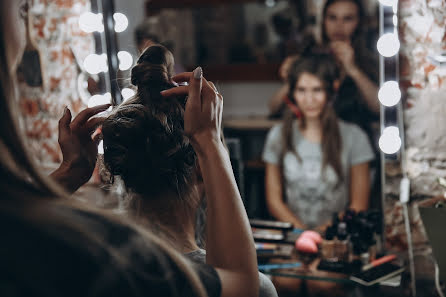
133,0,380,81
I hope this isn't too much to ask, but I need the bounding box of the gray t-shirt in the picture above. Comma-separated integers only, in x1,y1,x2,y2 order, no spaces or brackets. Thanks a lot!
262,120,374,229
186,249,278,297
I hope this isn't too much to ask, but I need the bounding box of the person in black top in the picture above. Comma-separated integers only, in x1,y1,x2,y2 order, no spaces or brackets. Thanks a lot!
1,1,258,296
100,44,275,297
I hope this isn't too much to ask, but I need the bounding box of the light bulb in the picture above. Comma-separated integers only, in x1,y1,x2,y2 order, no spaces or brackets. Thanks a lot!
393,15,398,27
378,81,401,107
118,51,133,71
265,0,276,8
378,0,396,6
79,12,103,33
98,140,104,155
121,88,136,101
114,13,128,33
377,33,400,57
88,93,112,108
379,126,402,154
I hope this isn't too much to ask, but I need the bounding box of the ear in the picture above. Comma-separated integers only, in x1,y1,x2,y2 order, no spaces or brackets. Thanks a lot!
333,79,341,92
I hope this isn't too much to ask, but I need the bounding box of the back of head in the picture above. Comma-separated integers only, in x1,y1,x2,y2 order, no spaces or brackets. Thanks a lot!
102,45,197,200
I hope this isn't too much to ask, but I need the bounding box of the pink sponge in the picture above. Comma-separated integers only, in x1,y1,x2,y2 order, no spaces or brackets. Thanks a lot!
295,236,318,254
300,231,323,244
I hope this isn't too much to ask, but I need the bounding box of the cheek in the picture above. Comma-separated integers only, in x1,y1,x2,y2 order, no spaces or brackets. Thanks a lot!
316,94,327,108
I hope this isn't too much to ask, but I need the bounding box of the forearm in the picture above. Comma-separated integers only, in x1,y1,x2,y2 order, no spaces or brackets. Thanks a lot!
267,200,306,229
50,162,90,194
348,67,380,114
194,139,258,290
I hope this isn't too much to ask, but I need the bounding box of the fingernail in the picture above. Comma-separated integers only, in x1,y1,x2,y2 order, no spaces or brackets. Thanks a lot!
193,66,202,80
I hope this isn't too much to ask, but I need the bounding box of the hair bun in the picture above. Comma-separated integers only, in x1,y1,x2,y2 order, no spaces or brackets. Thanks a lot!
131,45,175,88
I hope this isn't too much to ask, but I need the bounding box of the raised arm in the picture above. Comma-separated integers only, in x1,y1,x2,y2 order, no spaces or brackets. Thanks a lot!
161,68,259,297
265,162,306,229
349,162,370,212
330,41,379,114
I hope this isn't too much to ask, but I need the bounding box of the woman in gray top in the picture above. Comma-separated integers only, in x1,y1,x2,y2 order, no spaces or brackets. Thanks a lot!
263,53,374,232
263,52,374,297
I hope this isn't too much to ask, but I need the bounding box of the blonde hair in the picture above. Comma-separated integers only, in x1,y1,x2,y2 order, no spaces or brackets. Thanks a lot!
0,3,207,296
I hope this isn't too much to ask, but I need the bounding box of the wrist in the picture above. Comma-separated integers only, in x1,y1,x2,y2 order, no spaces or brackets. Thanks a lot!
346,64,360,77
190,131,223,155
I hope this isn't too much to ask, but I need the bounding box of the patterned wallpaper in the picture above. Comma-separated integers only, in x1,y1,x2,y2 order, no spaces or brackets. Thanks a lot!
18,0,94,169
383,0,446,281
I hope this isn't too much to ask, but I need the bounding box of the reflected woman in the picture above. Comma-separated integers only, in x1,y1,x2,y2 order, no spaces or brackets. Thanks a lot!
264,54,374,232
263,53,374,297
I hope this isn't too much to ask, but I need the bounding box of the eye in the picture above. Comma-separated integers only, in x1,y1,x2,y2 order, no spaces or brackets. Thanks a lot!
19,1,29,20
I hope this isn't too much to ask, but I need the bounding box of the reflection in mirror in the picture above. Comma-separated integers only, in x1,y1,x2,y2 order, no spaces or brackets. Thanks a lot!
140,0,379,68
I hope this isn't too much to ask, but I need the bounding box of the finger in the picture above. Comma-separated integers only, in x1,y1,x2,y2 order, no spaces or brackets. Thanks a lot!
208,81,218,92
92,128,102,146
187,67,203,111
85,117,106,134
71,104,111,129
171,72,193,83
160,85,189,97
58,107,72,143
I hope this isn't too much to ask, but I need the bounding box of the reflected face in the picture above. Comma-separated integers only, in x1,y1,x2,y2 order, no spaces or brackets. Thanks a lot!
293,72,327,120
324,1,359,42
3,0,27,72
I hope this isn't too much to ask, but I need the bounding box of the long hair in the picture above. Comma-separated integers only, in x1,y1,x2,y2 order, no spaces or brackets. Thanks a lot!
0,4,206,296
283,54,343,183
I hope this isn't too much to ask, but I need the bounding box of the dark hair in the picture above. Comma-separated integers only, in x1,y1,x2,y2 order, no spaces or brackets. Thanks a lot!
321,0,366,47
0,2,206,296
102,45,197,201
134,21,160,47
283,54,343,183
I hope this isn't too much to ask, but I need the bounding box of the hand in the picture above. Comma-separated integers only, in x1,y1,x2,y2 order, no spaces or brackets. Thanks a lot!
330,41,357,74
50,104,110,192
160,67,223,149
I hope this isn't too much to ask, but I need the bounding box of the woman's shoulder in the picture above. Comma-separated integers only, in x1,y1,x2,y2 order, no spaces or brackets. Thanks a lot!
338,120,368,138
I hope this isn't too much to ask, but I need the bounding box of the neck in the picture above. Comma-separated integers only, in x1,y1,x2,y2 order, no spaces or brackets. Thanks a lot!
134,190,200,253
304,117,322,130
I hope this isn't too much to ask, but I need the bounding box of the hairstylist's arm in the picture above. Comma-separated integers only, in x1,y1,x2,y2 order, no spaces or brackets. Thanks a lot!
50,104,110,193
265,163,306,229
330,41,379,114
161,69,258,297
349,162,370,212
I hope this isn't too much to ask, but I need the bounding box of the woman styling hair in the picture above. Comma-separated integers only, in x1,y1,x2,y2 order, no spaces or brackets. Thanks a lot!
102,44,276,297
1,1,258,296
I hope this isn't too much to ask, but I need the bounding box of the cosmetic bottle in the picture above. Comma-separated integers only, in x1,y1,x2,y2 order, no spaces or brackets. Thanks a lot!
321,226,336,261
335,222,349,261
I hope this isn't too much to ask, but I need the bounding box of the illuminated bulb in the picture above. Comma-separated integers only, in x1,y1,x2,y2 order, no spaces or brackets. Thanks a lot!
379,126,401,154
377,33,400,57
79,12,103,33
118,51,133,71
83,54,108,74
114,13,129,33
122,88,136,101
88,93,112,108
393,15,398,27
98,140,104,155
378,81,401,107
265,0,276,7
378,0,396,6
